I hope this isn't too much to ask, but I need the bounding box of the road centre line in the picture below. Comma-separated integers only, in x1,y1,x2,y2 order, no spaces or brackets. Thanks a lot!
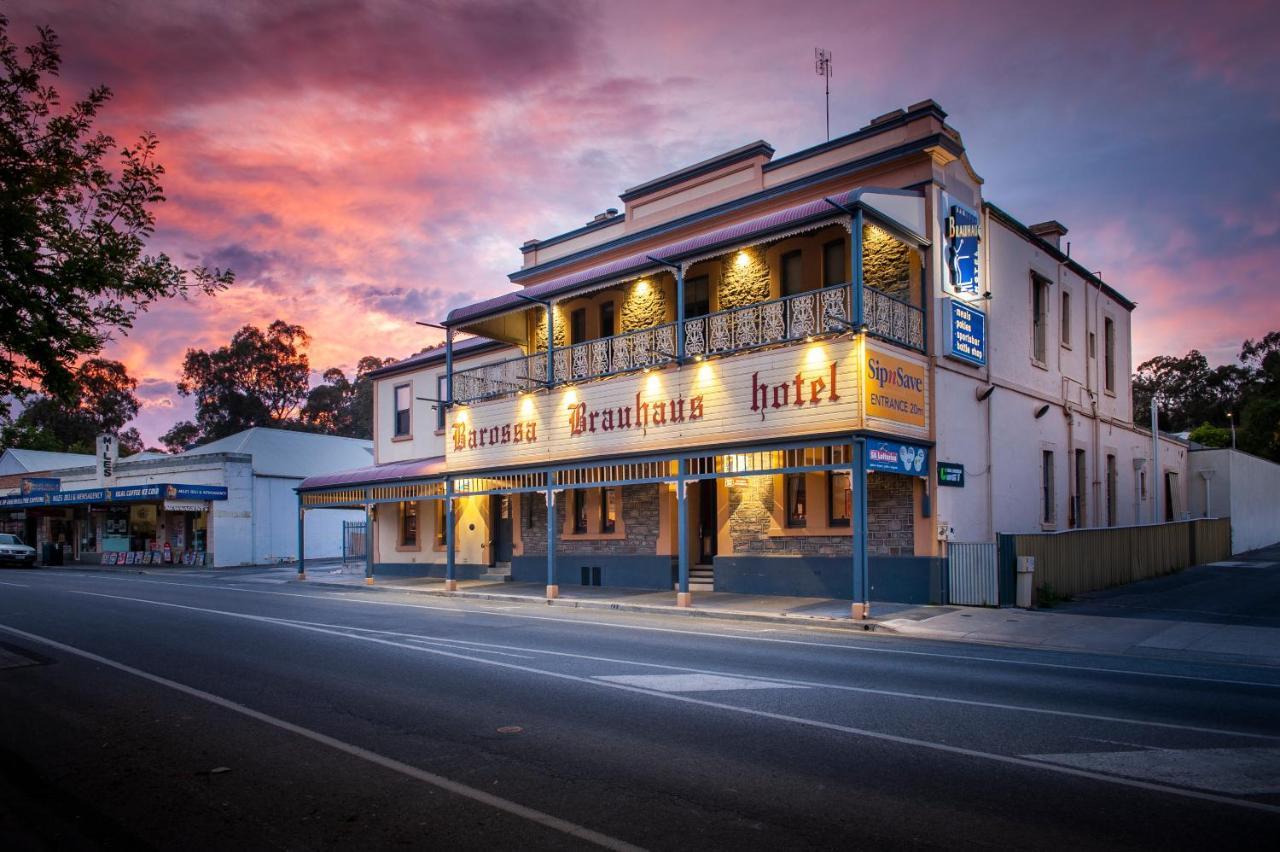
51,591,1280,814
0,621,644,852
20,570,1280,690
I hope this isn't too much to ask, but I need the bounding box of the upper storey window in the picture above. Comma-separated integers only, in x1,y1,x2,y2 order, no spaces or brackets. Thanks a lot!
1031,274,1050,364
393,384,412,437
1104,317,1116,393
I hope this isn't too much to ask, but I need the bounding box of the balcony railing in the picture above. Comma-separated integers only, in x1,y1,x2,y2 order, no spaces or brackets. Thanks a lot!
451,283,923,403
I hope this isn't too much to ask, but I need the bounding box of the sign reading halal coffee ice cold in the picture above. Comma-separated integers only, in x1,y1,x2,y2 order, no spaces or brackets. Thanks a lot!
946,299,986,366
946,203,981,294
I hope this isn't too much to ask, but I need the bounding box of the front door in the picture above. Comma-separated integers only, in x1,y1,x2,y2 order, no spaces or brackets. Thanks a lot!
491,495,513,565
697,479,717,564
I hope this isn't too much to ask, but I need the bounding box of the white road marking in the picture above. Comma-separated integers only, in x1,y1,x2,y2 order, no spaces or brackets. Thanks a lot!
1208,561,1276,568
595,674,807,693
22,570,1280,690
47,591,1280,814
1026,748,1280,795
0,622,644,852
0,580,29,587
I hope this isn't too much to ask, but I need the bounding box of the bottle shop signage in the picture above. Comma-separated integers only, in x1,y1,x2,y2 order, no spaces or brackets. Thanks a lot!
446,337,929,472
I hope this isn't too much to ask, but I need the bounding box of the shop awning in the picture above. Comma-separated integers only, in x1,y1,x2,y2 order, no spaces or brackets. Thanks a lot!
0,483,229,509
298,456,446,492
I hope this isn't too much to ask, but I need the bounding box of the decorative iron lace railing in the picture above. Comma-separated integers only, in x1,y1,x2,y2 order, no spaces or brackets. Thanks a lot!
452,284,922,403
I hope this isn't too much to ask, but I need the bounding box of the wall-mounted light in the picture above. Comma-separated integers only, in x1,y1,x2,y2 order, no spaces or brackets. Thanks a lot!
1034,403,1051,419
735,250,751,268
975,385,995,402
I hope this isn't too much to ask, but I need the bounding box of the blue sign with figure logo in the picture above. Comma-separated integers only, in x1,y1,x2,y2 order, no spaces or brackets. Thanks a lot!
866,440,929,476
946,299,987,366
946,203,981,294
19,477,60,496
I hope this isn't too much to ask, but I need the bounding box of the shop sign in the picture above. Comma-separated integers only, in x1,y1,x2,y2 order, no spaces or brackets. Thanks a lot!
164,500,209,513
945,299,986,366
867,440,929,476
946,202,981,294
49,488,106,505
96,433,118,486
163,484,228,501
863,348,927,428
938,461,965,487
19,477,60,496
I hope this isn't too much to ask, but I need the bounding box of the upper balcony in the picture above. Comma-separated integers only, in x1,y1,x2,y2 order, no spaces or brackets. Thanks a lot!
446,191,928,405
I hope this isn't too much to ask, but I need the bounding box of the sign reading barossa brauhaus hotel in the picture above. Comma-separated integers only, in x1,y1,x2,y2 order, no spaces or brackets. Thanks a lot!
446,338,928,471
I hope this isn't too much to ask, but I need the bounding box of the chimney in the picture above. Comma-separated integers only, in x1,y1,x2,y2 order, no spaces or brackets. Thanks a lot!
1029,220,1069,250
589,208,620,225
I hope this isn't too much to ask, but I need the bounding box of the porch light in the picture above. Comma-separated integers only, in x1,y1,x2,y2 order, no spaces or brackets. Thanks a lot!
636,279,651,294
735,250,751,268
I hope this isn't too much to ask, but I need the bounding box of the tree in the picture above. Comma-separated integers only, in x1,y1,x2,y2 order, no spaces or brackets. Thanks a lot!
1188,422,1231,448
299,355,394,438
176,320,311,442
159,421,200,454
1131,351,1242,432
0,357,140,453
0,17,232,416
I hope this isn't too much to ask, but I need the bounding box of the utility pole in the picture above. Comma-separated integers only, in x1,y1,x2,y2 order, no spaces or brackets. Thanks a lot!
815,48,832,141
1151,398,1162,524
1227,411,1237,449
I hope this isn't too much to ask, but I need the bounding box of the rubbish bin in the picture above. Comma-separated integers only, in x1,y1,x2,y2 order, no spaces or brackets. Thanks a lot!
41,542,64,566
1015,556,1035,608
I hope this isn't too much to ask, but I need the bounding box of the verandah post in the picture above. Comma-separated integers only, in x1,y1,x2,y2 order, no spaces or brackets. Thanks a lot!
445,478,457,592
852,437,870,619
676,467,690,607
296,498,306,579
364,493,374,585
545,473,558,599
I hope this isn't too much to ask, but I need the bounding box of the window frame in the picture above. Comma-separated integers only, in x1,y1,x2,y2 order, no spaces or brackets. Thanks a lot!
781,249,804,297
572,489,588,534
1031,274,1049,365
821,239,846,287
1060,290,1071,348
1103,317,1116,394
599,300,616,339
785,472,808,528
569,307,588,345
393,383,412,438
1041,450,1056,527
684,274,710,318
600,487,619,534
434,499,446,548
827,469,852,527
398,501,419,549
1105,453,1118,527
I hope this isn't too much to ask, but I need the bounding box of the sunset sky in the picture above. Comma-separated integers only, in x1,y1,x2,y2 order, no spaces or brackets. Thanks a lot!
7,0,1279,446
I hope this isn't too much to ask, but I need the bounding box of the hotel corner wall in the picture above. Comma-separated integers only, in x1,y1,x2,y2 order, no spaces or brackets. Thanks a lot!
445,337,930,473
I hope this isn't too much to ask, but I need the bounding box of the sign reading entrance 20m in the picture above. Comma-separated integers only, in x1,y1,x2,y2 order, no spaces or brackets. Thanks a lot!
864,350,927,427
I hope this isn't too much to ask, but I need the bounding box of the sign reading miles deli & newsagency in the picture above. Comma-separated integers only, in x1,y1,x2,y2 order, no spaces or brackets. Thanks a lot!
446,337,930,471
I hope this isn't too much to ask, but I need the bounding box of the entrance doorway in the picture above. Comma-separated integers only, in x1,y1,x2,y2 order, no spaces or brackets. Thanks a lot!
697,479,717,565
490,495,513,566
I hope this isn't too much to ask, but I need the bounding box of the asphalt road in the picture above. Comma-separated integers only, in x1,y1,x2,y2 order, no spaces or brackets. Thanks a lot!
1,567,1278,850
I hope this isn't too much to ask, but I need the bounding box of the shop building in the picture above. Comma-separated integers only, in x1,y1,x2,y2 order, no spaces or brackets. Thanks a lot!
1,428,371,567
299,100,1193,615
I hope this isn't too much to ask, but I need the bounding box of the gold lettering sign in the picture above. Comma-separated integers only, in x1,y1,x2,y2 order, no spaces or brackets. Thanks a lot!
863,347,927,427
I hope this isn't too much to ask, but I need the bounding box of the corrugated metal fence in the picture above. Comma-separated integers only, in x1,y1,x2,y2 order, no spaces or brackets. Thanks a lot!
1004,517,1231,600
948,542,999,606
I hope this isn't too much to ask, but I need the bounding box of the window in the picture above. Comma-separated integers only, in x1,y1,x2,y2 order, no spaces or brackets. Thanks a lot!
434,500,446,547
822,239,845,287
599,301,616,338
1060,291,1071,347
785,473,807,528
1165,471,1181,521
1088,332,1096,359
828,471,852,526
1041,451,1055,525
572,489,588,534
601,487,618,533
684,275,710,318
399,501,418,547
1072,448,1087,528
1106,454,1117,527
1104,317,1116,392
781,250,804,297
1031,275,1049,363
570,307,587,344
435,375,447,431
393,384,411,437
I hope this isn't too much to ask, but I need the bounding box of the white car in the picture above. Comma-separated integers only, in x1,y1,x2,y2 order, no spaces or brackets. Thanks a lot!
0,533,37,567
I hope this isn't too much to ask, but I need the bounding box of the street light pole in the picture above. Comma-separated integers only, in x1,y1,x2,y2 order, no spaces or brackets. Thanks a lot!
1227,412,1236,450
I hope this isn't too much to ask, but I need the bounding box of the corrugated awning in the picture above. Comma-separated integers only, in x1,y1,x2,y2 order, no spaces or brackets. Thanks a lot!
299,456,446,492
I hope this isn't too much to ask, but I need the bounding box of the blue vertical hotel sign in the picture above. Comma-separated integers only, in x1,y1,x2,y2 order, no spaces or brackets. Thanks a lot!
946,298,986,366
946,203,981,294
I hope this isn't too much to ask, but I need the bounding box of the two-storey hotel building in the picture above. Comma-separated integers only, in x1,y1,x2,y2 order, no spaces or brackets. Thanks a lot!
299,100,1190,616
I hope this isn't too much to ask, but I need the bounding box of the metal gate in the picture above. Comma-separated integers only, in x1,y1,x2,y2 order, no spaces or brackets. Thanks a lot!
948,542,999,606
342,520,367,564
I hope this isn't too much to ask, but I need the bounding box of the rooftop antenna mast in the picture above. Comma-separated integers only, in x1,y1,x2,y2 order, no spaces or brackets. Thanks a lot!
815,47,832,141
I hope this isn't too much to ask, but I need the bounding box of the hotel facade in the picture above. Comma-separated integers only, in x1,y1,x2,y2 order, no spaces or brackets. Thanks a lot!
299,100,1191,616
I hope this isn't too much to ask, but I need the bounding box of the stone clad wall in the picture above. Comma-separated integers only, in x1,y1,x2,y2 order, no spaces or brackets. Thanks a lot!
520,484,659,555
725,473,913,556
621,278,668,332
862,224,912,300
718,246,770,309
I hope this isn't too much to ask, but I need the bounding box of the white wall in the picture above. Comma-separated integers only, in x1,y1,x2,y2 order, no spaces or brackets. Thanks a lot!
1189,449,1280,553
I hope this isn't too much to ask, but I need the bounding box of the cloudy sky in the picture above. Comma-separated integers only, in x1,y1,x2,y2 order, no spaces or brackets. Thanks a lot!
7,0,1278,445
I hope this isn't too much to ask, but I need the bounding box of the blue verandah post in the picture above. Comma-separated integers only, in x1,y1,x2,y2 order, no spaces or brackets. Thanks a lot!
364,493,374,585
445,478,457,591
545,303,555,387
296,498,306,579
675,265,685,364
853,209,865,329
546,475,558,599
676,468,690,606
852,437,870,619
445,326,454,405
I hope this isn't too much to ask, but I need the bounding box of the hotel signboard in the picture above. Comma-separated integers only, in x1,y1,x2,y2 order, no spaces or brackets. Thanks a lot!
945,298,986,366
946,201,981,295
446,337,930,472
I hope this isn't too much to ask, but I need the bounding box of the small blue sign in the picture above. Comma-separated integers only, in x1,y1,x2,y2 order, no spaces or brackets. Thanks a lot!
867,440,929,476
946,204,980,294
946,299,987,366
19,477,60,496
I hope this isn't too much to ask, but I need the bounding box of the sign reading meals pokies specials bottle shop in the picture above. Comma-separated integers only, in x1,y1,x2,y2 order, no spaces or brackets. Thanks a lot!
444,337,930,471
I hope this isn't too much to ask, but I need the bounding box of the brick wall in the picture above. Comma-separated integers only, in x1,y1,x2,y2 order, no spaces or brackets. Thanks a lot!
725,472,914,556
521,484,660,555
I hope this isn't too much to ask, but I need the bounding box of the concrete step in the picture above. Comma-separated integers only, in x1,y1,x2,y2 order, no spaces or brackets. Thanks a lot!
479,572,512,582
